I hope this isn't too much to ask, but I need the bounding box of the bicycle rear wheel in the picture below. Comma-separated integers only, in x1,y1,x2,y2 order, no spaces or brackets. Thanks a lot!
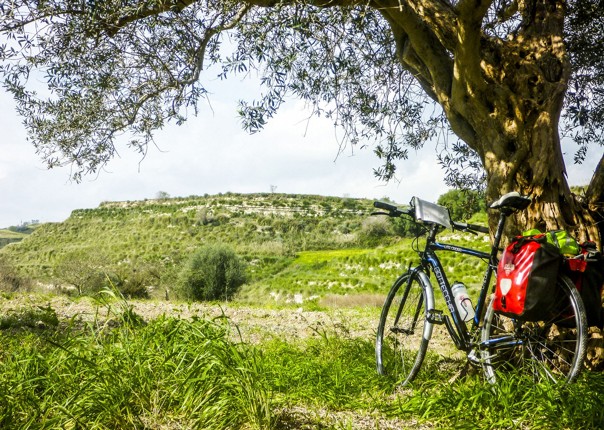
376,270,434,386
481,275,587,384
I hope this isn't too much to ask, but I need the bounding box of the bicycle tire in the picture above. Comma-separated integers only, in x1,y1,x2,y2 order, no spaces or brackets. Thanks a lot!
376,270,434,386
481,275,587,384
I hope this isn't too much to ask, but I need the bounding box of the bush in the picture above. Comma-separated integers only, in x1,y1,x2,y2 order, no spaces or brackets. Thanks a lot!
0,256,32,292
107,264,158,299
437,189,485,221
54,251,109,295
178,245,247,301
358,216,393,244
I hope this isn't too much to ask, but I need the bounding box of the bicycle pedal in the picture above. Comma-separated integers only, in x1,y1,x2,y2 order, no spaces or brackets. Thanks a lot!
427,309,445,325
467,348,497,365
467,349,482,365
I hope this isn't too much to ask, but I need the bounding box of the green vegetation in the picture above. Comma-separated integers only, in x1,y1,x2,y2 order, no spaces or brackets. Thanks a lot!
1,298,604,429
0,192,491,304
0,227,32,248
0,193,374,285
0,255,32,292
437,189,485,221
0,300,271,429
2,192,604,427
178,244,247,301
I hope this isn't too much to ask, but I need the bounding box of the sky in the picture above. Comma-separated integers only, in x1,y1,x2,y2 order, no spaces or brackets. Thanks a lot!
0,73,601,228
0,74,450,228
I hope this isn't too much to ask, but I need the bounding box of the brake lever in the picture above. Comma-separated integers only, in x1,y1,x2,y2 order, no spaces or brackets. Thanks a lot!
371,211,391,216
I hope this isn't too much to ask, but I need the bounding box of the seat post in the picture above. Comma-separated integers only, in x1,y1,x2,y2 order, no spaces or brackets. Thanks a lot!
491,209,511,255
473,210,511,324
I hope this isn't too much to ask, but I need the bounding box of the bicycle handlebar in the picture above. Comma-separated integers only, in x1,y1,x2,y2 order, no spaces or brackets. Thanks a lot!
373,201,413,217
373,201,489,234
452,221,490,235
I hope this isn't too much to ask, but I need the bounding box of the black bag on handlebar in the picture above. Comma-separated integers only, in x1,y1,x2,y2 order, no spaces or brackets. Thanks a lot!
494,235,562,321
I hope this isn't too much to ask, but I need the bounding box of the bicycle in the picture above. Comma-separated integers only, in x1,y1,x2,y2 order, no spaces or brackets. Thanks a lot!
374,192,587,386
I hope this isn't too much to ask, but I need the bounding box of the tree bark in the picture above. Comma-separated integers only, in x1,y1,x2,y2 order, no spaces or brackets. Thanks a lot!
378,0,602,243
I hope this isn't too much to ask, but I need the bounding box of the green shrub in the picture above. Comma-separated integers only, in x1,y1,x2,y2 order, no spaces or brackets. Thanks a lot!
0,304,59,330
54,251,109,295
178,245,247,301
437,189,485,221
357,216,395,245
106,264,157,299
0,256,31,292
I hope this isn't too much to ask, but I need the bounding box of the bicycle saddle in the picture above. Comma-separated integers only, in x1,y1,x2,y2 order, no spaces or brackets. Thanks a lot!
489,192,531,210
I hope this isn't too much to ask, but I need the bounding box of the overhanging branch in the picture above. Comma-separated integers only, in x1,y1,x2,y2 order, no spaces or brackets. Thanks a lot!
375,0,454,105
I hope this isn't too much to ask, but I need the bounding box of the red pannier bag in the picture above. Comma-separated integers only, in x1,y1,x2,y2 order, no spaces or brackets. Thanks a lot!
564,242,604,328
494,235,562,321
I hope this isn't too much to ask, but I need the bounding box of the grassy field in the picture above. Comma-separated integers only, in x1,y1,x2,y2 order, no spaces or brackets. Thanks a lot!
1,293,604,429
2,193,604,428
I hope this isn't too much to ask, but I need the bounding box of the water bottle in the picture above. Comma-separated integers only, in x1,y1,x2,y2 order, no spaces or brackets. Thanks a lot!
451,282,475,322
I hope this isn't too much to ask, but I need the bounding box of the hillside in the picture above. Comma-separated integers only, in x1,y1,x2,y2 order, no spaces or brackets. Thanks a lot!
0,229,26,248
0,192,489,303
0,225,37,248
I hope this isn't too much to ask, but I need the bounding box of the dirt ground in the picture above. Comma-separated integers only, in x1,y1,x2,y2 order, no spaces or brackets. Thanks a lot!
0,293,379,341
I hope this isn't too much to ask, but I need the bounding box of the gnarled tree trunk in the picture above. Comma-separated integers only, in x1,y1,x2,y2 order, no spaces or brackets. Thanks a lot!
380,0,603,243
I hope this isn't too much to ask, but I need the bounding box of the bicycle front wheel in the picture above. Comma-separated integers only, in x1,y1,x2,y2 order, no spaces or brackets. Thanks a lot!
481,275,587,384
376,270,434,386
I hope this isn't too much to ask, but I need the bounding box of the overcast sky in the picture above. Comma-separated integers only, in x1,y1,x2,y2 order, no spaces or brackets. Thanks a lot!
0,72,600,228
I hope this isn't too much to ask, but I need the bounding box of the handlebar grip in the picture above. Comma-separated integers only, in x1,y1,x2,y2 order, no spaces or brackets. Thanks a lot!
453,222,490,234
373,201,413,217
468,224,489,234
373,201,398,212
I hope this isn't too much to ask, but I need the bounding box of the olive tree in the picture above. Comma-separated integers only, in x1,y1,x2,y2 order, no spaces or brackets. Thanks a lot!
1,1,603,241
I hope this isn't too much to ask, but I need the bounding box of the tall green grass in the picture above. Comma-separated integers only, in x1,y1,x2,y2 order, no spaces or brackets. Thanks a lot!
2,298,604,429
400,372,604,429
258,323,604,429
0,297,272,429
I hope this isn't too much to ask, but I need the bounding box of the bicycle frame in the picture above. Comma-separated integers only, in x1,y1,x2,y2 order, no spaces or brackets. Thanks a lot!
376,193,586,385
418,211,508,352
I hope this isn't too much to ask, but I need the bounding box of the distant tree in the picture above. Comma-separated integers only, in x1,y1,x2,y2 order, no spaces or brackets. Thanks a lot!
360,216,393,241
156,191,171,200
55,251,109,295
0,256,31,292
437,189,485,221
178,244,247,301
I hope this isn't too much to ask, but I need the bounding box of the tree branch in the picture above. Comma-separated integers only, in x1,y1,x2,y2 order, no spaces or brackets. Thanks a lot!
454,0,492,89
106,1,198,36
374,0,454,105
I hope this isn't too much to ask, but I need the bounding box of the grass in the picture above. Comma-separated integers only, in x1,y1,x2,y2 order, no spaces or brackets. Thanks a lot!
0,297,273,429
0,229,29,239
3,296,604,429
0,228,30,249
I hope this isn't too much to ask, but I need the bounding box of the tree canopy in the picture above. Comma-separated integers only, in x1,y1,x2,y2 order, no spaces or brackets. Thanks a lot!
437,189,485,221
1,1,603,237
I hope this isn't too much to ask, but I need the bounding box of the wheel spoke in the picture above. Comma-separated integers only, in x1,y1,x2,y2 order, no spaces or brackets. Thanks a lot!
376,271,433,386
481,276,587,384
